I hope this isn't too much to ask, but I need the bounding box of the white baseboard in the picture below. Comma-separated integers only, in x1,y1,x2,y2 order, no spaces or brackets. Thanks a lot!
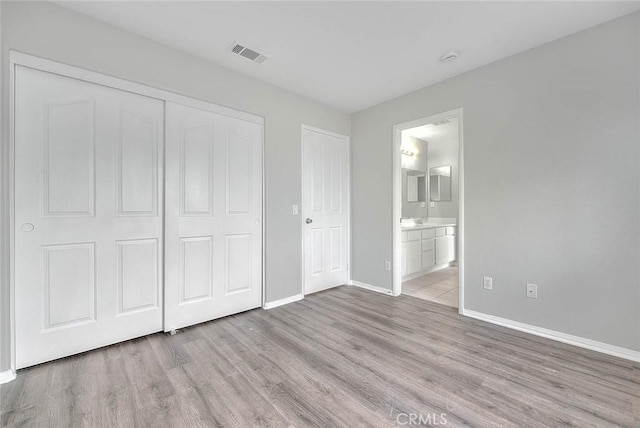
462,309,640,363
401,263,453,282
349,280,393,295
0,369,16,384
263,293,304,310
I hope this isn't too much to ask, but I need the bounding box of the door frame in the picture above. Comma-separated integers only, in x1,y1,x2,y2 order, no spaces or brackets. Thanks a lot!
301,124,351,296
391,108,464,313
5,51,266,378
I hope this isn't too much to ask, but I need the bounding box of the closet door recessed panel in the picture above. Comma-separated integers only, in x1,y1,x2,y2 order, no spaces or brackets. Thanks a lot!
44,100,95,217
181,124,214,216
117,110,158,216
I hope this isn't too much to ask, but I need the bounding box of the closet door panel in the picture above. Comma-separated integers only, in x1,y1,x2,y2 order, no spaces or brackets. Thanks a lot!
14,66,164,368
164,102,262,330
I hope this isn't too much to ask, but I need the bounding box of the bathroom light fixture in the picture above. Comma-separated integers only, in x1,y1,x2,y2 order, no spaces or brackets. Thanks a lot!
401,148,416,157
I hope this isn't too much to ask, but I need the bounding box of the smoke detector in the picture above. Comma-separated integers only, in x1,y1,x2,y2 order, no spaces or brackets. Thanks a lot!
228,42,269,64
440,50,459,63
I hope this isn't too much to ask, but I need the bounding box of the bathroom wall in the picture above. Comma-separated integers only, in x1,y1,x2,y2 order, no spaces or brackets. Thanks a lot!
427,120,459,219
401,135,429,218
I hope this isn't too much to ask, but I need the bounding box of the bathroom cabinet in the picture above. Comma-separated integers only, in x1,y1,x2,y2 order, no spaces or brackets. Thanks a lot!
401,226,456,280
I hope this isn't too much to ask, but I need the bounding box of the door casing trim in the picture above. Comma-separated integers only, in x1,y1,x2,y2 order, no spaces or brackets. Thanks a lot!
391,108,464,313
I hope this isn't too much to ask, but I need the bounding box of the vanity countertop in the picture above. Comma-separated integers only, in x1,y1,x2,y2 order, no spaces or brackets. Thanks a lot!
401,223,456,231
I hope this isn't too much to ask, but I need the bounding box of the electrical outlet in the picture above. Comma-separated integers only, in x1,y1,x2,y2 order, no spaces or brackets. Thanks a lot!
430,201,435,208
526,283,538,299
292,205,298,215
483,276,493,290
384,261,391,271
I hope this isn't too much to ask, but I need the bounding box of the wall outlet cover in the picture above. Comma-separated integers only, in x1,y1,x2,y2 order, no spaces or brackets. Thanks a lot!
483,276,493,290
384,261,392,271
526,283,538,299
292,205,298,215
430,201,435,208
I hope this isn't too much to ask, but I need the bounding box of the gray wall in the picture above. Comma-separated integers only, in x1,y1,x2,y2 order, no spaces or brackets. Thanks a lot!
427,125,459,219
0,1,350,372
352,12,639,351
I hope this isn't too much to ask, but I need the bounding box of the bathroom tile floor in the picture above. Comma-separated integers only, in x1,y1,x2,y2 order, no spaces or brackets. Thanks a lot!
402,266,458,308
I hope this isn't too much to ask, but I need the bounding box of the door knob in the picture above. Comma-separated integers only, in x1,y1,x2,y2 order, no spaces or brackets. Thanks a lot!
305,218,313,224
21,223,34,232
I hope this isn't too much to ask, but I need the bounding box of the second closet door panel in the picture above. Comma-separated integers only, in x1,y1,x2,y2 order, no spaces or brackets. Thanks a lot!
164,102,262,330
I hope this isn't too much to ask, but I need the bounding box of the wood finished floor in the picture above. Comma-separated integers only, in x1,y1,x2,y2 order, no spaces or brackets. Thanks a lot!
2,286,638,427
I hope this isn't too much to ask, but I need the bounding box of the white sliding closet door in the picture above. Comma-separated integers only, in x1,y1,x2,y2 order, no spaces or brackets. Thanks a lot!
164,102,263,331
14,66,164,368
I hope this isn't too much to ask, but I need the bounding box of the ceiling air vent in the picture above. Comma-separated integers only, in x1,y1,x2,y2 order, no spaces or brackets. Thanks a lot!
228,42,268,64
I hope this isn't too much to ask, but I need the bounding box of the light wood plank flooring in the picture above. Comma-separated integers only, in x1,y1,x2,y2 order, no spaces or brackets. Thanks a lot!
2,286,638,427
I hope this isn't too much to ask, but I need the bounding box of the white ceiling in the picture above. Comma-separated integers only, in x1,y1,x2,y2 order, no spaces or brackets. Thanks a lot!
404,118,458,143
402,119,458,140
55,1,640,113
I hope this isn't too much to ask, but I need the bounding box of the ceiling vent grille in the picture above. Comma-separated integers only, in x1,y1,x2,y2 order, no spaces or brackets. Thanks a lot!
228,42,268,64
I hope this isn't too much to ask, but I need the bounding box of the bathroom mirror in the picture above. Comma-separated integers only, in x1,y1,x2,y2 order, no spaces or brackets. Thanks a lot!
404,168,426,203
430,166,451,201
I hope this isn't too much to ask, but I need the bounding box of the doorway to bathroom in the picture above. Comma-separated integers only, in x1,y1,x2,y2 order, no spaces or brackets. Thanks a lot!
392,109,463,311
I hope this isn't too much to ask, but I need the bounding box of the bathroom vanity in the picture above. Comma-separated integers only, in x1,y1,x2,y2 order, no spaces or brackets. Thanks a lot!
401,223,456,280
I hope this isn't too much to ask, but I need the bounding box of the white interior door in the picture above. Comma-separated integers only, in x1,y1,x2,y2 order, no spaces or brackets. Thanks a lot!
164,102,263,331
302,127,349,294
14,66,164,368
